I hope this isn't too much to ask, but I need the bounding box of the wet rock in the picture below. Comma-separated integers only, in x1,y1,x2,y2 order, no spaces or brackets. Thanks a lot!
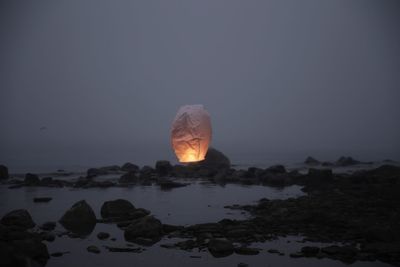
11,238,50,266
104,246,143,253
40,222,56,231
51,252,65,257
41,232,55,242
290,252,304,258
0,165,9,179
208,238,234,257
304,156,320,165
157,179,188,190
97,232,110,240
196,148,231,169
307,168,333,180
40,177,53,185
87,245,100,254
24,173,40,185
162,224,184,234
1,209,35,230
118,172,138,184
237,263,248,267
321,161,334,166
121,162,139,172
336,156,360,166
100,199,136,219
140,166,155,179
59,200,96,236
265,165,286,174
33,197,52,203
155,161,172,176
87,165,120,178
234,246,260,255
301,246,320,256
124,216,163,244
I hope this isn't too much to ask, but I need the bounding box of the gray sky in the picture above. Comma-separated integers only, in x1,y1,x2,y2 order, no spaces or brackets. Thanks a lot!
1,0,400,169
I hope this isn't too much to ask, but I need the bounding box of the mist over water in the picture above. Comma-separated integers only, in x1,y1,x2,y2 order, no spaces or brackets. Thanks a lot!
1,0,400,172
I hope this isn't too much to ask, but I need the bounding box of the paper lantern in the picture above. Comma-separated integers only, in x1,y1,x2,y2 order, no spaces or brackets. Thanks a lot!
171,105,212,163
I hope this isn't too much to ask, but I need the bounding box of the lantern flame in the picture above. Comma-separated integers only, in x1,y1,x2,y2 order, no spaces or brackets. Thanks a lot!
171,105,212,163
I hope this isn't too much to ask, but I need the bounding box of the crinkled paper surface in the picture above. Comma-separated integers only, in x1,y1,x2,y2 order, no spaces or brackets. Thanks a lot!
171,105,212,163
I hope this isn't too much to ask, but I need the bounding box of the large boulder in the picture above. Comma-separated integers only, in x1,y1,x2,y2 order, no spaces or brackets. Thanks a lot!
118,171,138,184
121,162,139,172
1,209,35,230
59,200,96,235
124,216,163,244
86,165,121,177
336,156,360,166
265,165,286,174
100,199,136,219
193,148,230,169
0,165,9,180
304,156,320,165
208,238,234,257
24,173,40,186
155,161,172,176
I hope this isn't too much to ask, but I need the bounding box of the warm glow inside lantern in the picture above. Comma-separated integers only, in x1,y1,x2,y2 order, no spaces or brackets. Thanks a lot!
171,105,212,163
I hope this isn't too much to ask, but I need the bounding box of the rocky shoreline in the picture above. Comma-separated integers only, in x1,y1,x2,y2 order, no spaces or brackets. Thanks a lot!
0,150,399,266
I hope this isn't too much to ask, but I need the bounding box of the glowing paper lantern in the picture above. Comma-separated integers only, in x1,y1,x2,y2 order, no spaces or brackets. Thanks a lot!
171,105,212,163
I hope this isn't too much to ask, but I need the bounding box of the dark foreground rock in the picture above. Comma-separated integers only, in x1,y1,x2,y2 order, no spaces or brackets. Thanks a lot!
24,173,40,186
33,197,52,203
0,216,49,267
1,209,35,230
121,162,139,172
304,156,320,165
59,200,96,236
208,238,234,257
100,199,136,220
0,165,9,179
124,216,163,245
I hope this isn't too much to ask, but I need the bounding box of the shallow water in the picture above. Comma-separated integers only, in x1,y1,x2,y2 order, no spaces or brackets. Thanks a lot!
0,180,394,267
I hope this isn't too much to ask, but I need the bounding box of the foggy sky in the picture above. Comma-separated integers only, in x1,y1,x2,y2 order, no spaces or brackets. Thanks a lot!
1,0,400,169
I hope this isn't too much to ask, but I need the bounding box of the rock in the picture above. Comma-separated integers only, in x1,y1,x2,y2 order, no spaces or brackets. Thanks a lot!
87,168,107,177
40,222,56,231
51,252,66,257
140,166,155,179
40,177,53,185
195,148,231,169
118,172,138,184
321,161,334,166
11,238,50,265
1,209,35,229
100,199,136,219
157,179,188,190
336,156,360,166
59,200,96,235
290,252,304,258
238,263,249,267
124,216,163,244
0,165,9,179
208,238,234,257
87,245,100,254
265,165,286,174
321,245,358,257
234,246,260,255
104,246,143,253
97,232,110,240
24,173,40,185
33,197,52,203
155,161,172,176
301,246,320,256
304,156,320,165
121,162,139,172
41,232,55,242
307,168,333,180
